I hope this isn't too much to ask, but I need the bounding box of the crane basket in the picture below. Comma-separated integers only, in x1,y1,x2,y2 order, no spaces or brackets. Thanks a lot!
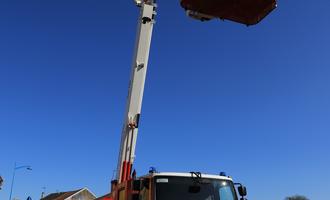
180,0,277,25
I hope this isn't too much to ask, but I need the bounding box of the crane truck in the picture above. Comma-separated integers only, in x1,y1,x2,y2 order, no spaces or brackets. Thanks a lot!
109,1,277,200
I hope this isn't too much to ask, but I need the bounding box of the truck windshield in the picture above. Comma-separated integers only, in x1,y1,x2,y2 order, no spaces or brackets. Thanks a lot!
155,176,237,200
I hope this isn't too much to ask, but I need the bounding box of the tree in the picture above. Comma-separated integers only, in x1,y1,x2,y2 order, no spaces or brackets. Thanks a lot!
0,176,3,190
285,195,310,200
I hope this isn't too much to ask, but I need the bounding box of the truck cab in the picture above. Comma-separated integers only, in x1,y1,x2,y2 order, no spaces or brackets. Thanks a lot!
112,172,247,200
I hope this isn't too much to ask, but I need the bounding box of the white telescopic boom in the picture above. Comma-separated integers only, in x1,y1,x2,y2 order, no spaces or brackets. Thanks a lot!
116,0,156,183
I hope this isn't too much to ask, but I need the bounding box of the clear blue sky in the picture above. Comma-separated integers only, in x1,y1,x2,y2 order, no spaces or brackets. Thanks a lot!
1,1,329,200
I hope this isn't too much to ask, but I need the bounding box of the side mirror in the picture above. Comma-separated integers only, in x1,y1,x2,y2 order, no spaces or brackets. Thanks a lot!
238,185,247,197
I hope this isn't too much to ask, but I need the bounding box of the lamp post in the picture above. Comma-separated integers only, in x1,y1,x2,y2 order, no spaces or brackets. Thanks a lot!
9,163,32,200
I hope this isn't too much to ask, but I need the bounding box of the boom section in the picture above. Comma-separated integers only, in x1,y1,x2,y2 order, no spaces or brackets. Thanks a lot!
116,1,156,183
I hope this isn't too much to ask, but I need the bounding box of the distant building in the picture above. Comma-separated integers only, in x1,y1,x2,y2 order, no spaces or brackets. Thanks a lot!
41,188,96,200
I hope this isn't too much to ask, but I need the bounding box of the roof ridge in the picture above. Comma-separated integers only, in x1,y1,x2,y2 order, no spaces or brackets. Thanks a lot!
41,189,83,200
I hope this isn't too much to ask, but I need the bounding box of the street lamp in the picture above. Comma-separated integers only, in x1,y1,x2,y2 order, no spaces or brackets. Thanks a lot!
9,163,32,200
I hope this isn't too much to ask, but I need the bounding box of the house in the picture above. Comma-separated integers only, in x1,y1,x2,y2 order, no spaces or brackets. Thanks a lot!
41,188,96,200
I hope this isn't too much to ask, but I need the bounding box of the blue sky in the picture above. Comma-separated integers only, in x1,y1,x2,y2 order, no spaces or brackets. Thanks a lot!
0,0,329,200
